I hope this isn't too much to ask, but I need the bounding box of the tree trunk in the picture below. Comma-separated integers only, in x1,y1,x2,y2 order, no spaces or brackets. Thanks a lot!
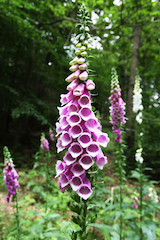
126,24,141,170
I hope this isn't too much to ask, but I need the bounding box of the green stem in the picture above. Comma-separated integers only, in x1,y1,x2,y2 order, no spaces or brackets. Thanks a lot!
120,162,122,240
81,199,87,240
45,151,49,212
15,190,20,240
139,164,143,240
117,141,124,240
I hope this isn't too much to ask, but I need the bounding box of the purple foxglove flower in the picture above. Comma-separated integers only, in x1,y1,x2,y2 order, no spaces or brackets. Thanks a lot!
67,112,81,126
92,129,110,148
133,201,138,209
60,131,73,147
79,71,88,81
56,139,66,153
85,79,95,90
69,124,83,139
83,89,91,98
73,83,85,96
109,68,126,142
68,142,83,158
40,135,49,151
55,28,110,199
55,160,66,178
79,107,92,121
77,57,85,64
71,162,86,177
86,142,100,157
77,177,93,200
70,176,83,191
59,171,73,188
49,128,54,141
59,116,69,130
70,172,86,191
64,169,73,180
77,132,92,148
60,91,74,105
57,104,70,116
69,64,79,72
63,152,77,166
79,63,87,70
56,122,70,137
85,118,99,132
68,102,79,113
58,181,70,193
67,79,79,91
3,147,20,202
78,94,91,108
79,154,94,170
94,150,107,170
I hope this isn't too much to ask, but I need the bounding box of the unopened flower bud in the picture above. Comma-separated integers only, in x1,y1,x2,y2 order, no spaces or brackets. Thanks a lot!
65,73,75,82
73,69,81,78
84,40,88,45
73,83,85,96
80,46,86,52
76,43,82,48
81,51,87,57
69,56,79,66
86,79,95,90
79,63,87,70
75,49,81,55
77,57,85,64
87,44,92,50
79,71,88,81
67,79,79,91
76,35,80,40
85,26,90,32
80,35,85,41
69,64,79,72
135,196,139,202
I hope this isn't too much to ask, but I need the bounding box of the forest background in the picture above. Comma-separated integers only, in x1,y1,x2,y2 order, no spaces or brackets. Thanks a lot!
0,0,160,178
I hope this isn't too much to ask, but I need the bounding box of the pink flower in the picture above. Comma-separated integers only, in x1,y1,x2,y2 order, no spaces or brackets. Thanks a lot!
49,128,54,141
133,201,138,209
55,38,110,200
3,147,19,202
109,68,126,142
40,134,49,151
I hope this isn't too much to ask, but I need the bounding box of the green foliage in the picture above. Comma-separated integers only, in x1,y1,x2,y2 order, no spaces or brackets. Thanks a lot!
0,0,76,156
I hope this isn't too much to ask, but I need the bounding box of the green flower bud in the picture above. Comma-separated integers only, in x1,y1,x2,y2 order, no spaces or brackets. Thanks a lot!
84,40,88,45
76,43,82,48
81,51,87,57
69,56,79,66
77,57,85,64
80,46,86,52
80,35,85,41
87,44,92,50
75,49,81,55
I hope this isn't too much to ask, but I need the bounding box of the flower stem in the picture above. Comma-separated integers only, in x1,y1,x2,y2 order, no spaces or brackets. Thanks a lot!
117,140,125,240
81,199,88,240
139,163,143,240
120,162,122,240
45,151,49,212
15,190,20,240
